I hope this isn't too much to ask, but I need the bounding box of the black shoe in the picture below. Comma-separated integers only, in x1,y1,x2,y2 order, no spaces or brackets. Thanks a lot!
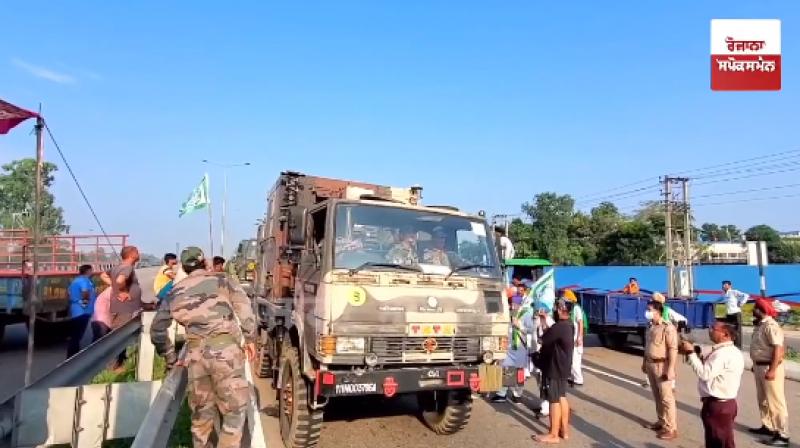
761,436,790,447
509,394,521,403
750,426,774,436
490,394,508,403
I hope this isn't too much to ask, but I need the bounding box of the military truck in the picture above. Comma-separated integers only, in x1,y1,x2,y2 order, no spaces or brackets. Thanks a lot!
252,171,522,448
229,238,257,284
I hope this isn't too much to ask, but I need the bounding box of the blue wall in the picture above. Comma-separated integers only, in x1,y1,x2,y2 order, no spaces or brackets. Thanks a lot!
554,264,800,301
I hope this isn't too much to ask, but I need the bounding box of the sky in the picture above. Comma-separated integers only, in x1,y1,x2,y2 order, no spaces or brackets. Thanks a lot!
2,1,799,257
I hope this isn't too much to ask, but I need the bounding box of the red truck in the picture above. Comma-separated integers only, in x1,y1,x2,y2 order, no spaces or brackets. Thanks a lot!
0,229,127,343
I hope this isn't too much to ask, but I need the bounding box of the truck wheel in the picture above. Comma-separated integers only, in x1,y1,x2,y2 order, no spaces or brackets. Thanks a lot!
597,333,609,348
0,323,5,344
418,389,472,435
255,343,272,378
279,347,324,448
608,333,628,349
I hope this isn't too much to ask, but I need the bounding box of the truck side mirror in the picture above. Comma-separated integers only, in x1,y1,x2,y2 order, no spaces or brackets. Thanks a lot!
288,206,307,245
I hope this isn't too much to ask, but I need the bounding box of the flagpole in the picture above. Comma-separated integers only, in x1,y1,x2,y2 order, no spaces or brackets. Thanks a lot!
206,173,214,256
24,114,44,386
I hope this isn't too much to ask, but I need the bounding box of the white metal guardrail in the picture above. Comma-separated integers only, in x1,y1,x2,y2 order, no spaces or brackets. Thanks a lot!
1,312,264,448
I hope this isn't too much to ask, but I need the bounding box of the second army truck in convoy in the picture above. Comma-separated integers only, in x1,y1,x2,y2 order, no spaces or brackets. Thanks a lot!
252,171,522,448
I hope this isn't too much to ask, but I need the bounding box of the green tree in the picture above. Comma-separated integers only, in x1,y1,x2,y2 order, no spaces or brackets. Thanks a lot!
699,223,722,242
720,225,742,241
744,224,781,243
597,220,663,265
522,193,581,265
568,211,594,265
0,159,68,235
508,218,536,258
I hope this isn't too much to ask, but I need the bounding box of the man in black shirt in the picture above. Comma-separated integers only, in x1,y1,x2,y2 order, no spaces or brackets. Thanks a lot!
533,299,574,444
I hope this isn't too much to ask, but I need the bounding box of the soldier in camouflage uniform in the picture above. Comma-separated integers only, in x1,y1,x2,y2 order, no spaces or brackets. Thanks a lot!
422,227,452,266
150,247,257,448
385,226,419,265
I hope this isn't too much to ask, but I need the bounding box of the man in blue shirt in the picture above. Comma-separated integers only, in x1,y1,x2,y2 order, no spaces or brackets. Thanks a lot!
67,264,97,358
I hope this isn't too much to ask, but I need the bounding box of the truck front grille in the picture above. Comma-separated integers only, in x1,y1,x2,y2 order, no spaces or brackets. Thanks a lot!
370,336,480,363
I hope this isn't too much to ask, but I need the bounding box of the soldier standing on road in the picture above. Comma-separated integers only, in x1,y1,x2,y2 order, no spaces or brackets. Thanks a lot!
642,300,679,441
150,247,258,448
748,299,790,447
719,280,749,349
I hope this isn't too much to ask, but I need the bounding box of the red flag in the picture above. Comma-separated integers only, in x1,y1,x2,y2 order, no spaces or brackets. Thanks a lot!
0,99,39,135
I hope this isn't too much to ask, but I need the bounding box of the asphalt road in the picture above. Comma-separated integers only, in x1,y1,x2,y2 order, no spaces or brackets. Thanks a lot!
256,335,800,448
0,267,159,403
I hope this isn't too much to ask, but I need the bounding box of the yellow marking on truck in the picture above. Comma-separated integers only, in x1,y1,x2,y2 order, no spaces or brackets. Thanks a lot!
347,286,367,306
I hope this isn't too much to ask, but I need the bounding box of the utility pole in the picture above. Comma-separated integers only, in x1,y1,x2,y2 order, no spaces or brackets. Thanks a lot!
682,180,694,297
664,177,674,298
202,160,250,257
663,176,693,298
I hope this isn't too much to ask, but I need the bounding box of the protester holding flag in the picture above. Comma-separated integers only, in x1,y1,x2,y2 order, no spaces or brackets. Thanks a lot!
491,283,535,403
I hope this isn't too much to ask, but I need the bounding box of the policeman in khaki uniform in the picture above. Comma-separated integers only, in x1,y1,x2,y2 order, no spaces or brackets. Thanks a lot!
748,299,790,447
641,299,679,441
151,247,257,448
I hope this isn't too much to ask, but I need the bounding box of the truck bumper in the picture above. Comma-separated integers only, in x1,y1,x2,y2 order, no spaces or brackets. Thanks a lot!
315,365,524,398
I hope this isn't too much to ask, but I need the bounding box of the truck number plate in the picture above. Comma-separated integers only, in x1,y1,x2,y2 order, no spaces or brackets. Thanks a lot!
408,324,456,336
335,383,377,395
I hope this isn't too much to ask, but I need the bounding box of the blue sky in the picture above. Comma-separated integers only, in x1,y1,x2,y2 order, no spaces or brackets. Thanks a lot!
2,1,799,256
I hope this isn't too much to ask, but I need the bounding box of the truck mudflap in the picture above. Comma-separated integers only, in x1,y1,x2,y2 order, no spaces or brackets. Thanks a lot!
315,365,525,398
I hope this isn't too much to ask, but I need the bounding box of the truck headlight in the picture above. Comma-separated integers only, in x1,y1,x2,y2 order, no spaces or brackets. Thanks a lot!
336,337,366,354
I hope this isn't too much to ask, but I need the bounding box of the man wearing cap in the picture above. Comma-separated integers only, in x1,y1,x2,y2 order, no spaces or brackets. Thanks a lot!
642,300,679,441
649,292,688,390
748,299,790,447
562,289,584,387
151,247,257,448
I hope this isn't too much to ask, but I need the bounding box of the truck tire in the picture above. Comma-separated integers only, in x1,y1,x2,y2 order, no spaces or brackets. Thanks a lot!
255,343,272,378
0,323,5,344
608,333,628,349
279,347,324,448
418,389,472,435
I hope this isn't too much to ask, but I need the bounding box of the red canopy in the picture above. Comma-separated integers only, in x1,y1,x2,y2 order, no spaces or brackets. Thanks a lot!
0,99,39,135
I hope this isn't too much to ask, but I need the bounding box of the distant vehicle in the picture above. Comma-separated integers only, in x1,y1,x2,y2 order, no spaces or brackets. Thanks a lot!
0,229,127,343
252,171,522,448
578,290,715,348
229,239,257,284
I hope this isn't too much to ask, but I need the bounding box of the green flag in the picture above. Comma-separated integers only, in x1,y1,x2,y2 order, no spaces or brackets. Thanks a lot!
179,174,210,217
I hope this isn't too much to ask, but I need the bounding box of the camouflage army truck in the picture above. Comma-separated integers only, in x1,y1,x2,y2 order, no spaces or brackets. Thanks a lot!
252,171,522,448
229,238,257,284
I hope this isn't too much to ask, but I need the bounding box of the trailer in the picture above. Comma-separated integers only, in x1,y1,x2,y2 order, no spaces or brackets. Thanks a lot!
577,289,716,348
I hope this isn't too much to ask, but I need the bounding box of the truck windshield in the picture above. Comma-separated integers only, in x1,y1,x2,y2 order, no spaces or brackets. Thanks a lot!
245,241,257,260
333,203,500,278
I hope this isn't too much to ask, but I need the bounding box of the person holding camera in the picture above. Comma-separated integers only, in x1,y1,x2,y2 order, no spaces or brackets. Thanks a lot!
680,322,744,448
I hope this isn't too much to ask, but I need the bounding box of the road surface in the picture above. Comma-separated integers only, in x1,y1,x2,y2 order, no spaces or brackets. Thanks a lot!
256,335,800,448
0,267,159,403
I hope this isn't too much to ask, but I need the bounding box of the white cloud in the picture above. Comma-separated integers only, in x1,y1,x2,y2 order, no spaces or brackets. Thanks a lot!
11,58,76,84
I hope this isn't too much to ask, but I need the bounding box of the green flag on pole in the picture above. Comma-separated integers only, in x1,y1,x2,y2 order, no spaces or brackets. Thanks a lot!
179,174,210,217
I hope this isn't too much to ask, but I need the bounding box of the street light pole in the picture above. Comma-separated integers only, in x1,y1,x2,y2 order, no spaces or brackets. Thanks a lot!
222,168,227,257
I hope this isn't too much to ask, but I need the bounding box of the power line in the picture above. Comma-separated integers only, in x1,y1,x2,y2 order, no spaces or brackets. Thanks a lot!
573,176,659,201
691,165,800,188
573,148,800,204
692,159,800,181
692,182,800,199
574,185,661,207
671,148,800,177
693,191,800,208
43,121,120,259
